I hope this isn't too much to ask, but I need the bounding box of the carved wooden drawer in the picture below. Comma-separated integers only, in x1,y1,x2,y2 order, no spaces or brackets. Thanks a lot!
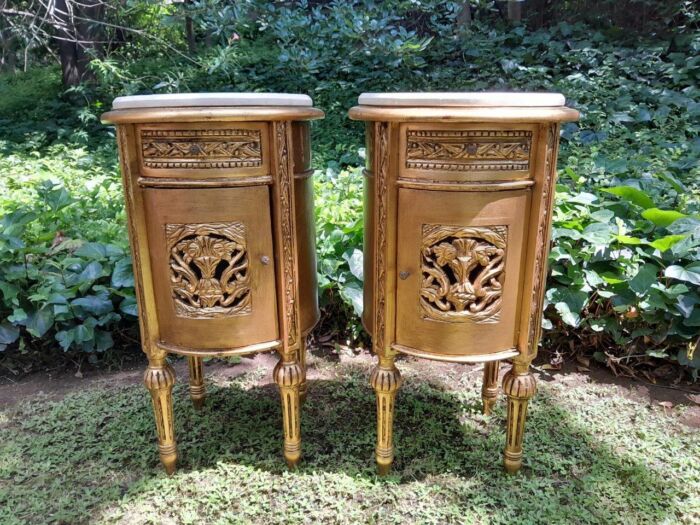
136,122,269,178
395,188,530,358
399,123,538,183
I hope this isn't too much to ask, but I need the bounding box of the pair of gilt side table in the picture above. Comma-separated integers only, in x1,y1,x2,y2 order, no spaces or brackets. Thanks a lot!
103,92,578,476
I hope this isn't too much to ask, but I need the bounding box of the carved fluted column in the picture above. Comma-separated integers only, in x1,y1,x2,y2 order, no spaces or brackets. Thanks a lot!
187,356,205,410
143,358,177,474
481,360,501,415
502,362,537,473
273,357,304,467
370,356,402,475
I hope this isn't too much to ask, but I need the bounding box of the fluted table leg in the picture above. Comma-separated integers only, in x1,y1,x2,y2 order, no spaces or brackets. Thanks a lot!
144,357,177,474
187,356,205,410
482,360,501,415
274,356,304,468
502,362,537,474
370,356,402,475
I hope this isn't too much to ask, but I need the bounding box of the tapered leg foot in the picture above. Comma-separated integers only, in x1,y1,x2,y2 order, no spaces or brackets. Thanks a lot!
370,357,402,476
274,357,304,468
144,359,177,474
482,360,501,415
188,356,206,410
298,339,308,404
502,363,537,474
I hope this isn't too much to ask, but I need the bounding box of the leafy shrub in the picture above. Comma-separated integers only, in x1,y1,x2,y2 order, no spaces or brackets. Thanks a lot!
0,1,699,377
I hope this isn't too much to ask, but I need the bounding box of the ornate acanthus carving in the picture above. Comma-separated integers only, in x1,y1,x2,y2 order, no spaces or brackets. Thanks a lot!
275,121,299,348
141,129,262,169
373,122,390,353
166,222,251,319
420,224,507,323
406,130,531,171
526,125,559,354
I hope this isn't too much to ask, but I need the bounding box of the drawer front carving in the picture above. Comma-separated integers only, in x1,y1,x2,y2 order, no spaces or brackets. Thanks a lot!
421,224,506,324
167,221,252,319
399,124,537,183
137,123,269,178
141,129,262,169
406,130,531,172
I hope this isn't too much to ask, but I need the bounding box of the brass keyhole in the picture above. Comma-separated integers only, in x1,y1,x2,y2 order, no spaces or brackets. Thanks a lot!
399,271,410,280
261,255,270,265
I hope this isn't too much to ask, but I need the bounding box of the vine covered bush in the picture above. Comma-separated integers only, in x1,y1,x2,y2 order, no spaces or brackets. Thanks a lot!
0,1,698,377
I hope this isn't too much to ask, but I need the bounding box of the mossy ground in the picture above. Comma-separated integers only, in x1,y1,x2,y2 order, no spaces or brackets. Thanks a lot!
1,350,698,524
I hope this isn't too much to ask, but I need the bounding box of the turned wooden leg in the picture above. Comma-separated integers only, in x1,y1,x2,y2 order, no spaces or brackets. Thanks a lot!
297,339,308,404
187,356,205,410
502,362,537,474
481,360,501,415
370,356,402,476
273,355,303,468
144,358,177,475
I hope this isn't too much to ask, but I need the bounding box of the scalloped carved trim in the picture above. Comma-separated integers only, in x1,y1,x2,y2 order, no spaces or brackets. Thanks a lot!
141,128,262,169
406,130,531,171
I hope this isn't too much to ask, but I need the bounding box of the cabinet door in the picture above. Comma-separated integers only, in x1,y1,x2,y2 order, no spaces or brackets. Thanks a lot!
143,185,278,350
395,188,530,357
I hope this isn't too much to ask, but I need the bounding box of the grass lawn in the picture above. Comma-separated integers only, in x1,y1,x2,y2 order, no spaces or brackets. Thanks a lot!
0,350,698,525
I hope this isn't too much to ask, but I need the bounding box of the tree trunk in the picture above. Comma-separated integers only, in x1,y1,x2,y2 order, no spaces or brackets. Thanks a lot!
54,0,82,86
507,1,522,23
456,2,472,27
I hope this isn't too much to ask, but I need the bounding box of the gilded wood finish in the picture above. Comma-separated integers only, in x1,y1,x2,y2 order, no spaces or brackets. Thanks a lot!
350,99,577,475
406,130,531,172
104,104,322,474
140,128,262,169
481,360,500,415
420,224,507,324
187,356,206,409
167,221,251,318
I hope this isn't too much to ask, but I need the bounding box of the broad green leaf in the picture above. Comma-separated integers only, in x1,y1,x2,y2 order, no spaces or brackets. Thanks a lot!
581,223,612,244
339,282,363,317
603,186,654,209
344,249,364,281
72,295,114,315
0,322,19,345
629,264,659,295
665,265,700,286
25,307,54,337
616,235,645,245
79,261,104,281
94,330,114,352
649,234,687,252
641,208,688,228
111,258,134,288
119,297,138,317
74,242,108,259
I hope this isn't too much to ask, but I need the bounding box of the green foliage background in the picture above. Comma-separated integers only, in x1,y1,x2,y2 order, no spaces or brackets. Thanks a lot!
0,0,699,376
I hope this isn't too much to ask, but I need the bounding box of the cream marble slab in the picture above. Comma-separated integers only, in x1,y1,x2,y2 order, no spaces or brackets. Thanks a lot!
112,92,313,109
357,92,565,107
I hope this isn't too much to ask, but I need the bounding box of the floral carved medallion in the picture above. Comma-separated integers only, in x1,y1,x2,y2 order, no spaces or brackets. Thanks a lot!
420,224,507,323
141,129,262,169
406,130,531,171
166,222,251,318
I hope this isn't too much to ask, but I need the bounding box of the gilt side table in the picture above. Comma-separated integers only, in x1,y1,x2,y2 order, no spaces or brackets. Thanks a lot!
349,92,579,474
102,93,323,473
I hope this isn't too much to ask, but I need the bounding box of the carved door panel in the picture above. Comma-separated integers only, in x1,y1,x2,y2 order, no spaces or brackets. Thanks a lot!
395,188,530,357
144,185,278,350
